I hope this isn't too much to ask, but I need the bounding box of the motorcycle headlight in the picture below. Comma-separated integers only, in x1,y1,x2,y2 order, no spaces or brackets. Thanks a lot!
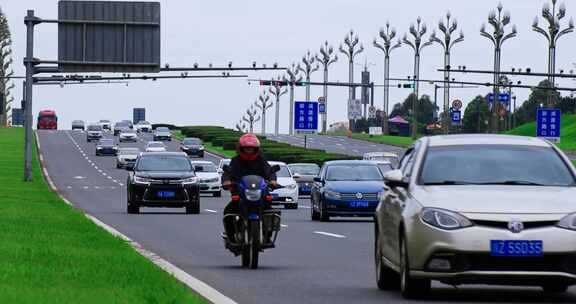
421,208,473,230
181,177,198,184
557,213,576,231
245,189,262,201
134,176,151,185
324,190,341,200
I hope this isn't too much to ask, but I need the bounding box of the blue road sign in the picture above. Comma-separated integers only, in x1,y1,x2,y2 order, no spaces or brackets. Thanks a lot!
487,93,494,103
499,93,510,104
294,101,318,134
319,103,326,114
451,110,462,125
536,108,561,142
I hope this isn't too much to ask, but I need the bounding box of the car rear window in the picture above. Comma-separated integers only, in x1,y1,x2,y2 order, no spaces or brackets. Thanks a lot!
137,156,192,171
419,145,576,186
326,165,383,181
289,164,320,175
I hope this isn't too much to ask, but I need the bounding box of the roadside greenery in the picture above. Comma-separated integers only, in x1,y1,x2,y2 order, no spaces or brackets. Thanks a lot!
173,130,236,158
506,114,576,152
0,128,205,304
178,126,356,164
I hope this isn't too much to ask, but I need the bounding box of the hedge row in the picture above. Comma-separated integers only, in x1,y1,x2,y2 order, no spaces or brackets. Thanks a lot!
180,126,358,165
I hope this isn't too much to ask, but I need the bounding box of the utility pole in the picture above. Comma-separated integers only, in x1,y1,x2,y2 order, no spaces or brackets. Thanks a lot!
403,17,433,139
315,41,338,133
374,22,402,135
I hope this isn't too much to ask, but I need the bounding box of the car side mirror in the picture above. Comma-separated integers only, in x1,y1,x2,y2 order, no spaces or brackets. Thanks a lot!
383,170,409,189
271,165,281,173
313,176,323,183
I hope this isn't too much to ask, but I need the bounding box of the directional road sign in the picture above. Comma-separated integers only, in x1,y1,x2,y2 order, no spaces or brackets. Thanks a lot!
536,108,561,143
451,110,462,126
294,101,318,134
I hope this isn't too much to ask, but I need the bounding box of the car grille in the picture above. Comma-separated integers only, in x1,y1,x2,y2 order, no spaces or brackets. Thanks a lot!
340,192,378,201
472,220,558,230
148,179,186,185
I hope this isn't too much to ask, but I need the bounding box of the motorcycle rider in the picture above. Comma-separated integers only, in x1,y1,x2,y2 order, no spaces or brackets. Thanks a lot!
221,134,278,248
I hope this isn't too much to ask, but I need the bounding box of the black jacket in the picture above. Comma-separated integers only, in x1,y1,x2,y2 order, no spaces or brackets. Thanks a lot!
221,154,277,184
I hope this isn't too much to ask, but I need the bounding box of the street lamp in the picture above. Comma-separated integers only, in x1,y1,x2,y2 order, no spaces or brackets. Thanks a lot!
284,63,302,135
374,21,402,135
268,75,288,136
254,91,273,135
429,12,464,134
532,0,574,107
403,17,433,139
298,50,319,101
315,41,338,133
339,30,364,131
242,105,261,133
480,2,517,133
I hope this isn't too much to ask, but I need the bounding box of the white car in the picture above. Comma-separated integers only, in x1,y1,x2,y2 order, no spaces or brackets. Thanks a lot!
145,141,167,152
363,152,399,168
191,161,222,197
119,129,138,142
98,119,111,131
217,158,231,176
136,121,152,133
268,161,299,209
116,147,140,169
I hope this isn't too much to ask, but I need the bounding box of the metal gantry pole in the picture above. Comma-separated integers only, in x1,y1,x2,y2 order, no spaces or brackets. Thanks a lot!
23,10,37,182
374,22,402,135
316,41,338,134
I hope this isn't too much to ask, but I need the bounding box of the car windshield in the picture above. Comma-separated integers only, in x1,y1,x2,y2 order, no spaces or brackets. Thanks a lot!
137,156,192,171
99,139,114,145
193,163,217,172
148,142,165,148
156,127,169,132
73,120,83,124
138,121,149,125
326,165,383,181
100,120,110,123
183,139,202,145
378,163,394,174
289,164,320,175
275,166,291,178
88,125,102,131
119,148,140,155
419,145,576,186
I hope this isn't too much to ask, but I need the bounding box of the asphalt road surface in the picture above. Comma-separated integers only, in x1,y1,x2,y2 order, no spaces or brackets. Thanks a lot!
37,129,576,304
267,134,407,158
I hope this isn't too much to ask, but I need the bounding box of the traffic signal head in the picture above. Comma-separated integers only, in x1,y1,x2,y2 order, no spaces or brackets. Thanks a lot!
397,83,413,88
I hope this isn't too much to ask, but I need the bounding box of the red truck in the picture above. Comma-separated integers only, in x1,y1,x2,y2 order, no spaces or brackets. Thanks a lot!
37,110,58,130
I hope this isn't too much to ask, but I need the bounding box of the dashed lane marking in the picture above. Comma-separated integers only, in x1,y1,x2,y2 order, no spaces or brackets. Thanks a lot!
204,209,218,213
281,224,288,228
314,231,347,239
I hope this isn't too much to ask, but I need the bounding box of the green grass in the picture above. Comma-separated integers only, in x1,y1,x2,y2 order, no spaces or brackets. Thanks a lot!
0,128,205,304
350,133,415,148
506,114,576,151
172,130,236,158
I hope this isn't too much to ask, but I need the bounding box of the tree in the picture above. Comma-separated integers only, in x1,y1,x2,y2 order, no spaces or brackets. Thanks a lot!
0,6,13,126
514,79,561,126
389,93,437,126
462,95,491,133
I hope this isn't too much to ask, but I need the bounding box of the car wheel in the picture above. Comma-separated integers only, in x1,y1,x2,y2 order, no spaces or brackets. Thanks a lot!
400,236,430,299
311,198,320,221
127,202,140,214
186,200,200,214
375,224,399,290
116,163,121,169
542,283,569,293
320,200,330,222
213,191,222,197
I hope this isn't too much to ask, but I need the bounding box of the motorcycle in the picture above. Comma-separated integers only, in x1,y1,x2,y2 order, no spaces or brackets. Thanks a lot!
222,165,282,269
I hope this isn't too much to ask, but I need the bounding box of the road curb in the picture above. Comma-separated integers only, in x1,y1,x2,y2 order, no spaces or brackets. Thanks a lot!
35,131,237,304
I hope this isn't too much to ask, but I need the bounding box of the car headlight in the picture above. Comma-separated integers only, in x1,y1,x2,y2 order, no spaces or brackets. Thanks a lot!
557,213,576,231
421,208,473,230
181,177,198,184
245,189,262,201
286,184,297,190
324,190,341,200
198,146,204,150
206,177,219,183
134,176,151,185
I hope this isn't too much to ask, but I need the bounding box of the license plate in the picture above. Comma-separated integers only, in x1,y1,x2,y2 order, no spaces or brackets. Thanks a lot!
490,240,543,257
349,201,370,208
157,191,175,198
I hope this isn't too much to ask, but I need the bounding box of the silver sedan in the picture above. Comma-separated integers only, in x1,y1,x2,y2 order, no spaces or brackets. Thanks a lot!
374,134,576,299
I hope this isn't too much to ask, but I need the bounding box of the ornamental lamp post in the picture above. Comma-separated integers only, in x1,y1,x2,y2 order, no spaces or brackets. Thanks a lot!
480,2,517,133
284,63,302,135
268,75,288,136
298,50,319,101
315,41,338,133
374,21,402,135
429,11,464,134
532,0,574,107
403,17,433,139
255,91,272,135
339,30,364,131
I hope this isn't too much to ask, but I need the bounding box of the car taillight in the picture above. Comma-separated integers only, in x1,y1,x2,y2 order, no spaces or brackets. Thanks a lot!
265,195,273,202
231,195,241,202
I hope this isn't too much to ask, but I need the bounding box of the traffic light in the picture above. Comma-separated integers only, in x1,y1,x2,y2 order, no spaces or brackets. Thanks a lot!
397,83,413,88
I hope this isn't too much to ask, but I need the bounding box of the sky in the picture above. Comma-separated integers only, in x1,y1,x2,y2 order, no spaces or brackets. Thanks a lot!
3,0,576,132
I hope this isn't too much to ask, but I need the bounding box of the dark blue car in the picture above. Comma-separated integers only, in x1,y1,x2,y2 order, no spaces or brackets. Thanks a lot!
310,160,385,221
95,138,118,156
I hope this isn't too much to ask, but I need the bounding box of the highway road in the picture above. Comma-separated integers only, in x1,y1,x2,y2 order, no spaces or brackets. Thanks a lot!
268,134,406,158
37,129,576,304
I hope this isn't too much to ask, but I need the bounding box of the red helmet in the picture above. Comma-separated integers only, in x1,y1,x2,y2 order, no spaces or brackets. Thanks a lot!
238,133,260,160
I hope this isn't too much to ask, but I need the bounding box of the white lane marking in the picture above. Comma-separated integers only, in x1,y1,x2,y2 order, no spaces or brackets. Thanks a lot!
300,205,311,209
336,143,343,146
84,156,89,159
73,176,85,179
118,183,124,186
67,186,72,189
94,166,99,170
94,186,100,189
83,186,89,189
110,186,116,189
107,176,113,179
280,224,288,228
314,231,347,239
112,179,118,183
204,209,218,213
98,169,103,173
102,172,108,176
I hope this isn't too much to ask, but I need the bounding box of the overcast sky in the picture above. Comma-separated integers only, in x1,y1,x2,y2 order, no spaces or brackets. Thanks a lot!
4,0,576,131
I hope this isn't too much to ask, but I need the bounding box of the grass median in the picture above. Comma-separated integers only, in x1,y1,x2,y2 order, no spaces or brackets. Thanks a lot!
0,128,205,304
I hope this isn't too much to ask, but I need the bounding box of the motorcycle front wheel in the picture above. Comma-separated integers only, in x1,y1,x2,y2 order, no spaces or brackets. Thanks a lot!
249,221,261,269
